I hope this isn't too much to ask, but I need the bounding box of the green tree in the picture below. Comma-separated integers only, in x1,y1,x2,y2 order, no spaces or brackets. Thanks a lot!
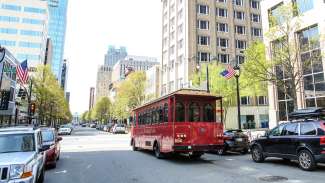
33,65,72,126
192,63,266,125
112,71,147,121
244,3,322,110
94,97,112,124
81,111,88,122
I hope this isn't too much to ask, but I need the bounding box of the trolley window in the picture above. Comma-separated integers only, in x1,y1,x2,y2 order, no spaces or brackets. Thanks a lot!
189,102,200,122
204,104,215,122
176,102,185,122
163,103,168,122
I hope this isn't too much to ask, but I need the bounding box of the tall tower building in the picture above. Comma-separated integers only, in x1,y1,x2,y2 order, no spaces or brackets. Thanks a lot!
0,0,49,69
104,45,128,67
95,65,112,102
46,0,68,80
60,59,68,91
161,0,262,95
89,87,95,110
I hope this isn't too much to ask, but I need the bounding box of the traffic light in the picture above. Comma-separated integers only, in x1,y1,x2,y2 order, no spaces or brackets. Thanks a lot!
30,103,36,115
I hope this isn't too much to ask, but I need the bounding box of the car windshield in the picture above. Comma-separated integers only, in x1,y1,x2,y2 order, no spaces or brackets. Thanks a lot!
0,134,35,153
42,130,54,142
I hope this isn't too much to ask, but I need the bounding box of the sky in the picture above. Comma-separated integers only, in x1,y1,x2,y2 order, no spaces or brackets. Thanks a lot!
65,0,162,114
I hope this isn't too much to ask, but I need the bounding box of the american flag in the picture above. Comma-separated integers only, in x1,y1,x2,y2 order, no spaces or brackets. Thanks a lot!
17,60,29,84
220,65,236,79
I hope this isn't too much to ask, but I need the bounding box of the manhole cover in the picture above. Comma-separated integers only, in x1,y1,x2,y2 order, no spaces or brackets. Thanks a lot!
259,176,288,182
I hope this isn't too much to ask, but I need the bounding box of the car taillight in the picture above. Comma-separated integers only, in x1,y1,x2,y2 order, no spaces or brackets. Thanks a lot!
321,136,325,145
224,136,232,140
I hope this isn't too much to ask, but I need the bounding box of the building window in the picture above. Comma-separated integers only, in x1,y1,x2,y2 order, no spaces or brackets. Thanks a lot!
197,20,210,30
241,96,251,105
19,41,42,49
0,28,18,34
298,25,325,107
0,16,19,23
236,40,247,49
24,7,46,14
258,96,268,105
235,25,246,35
198,52,211,62
217,23,229,32
197,4,209,15
1,4,21,11
218,0,227,3
293,0,314,14
217,38,229,48
178,24,183,34
217,54,229,64
20,30,42,37
233,0,243,6
250,0,260,9
198,36,210,46
0,40,16,46
251,28,262,37
269,3,284,27
170,45,175,55
236,55,245,65
251,14,261,22
234,11,245,20
217,8,228,17
22,18,43,25
178,9,183,19
178,39,184,49
170,17,175,25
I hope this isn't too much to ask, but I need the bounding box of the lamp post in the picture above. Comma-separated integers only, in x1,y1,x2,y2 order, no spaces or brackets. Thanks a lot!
196,63,210,93
234,65,241,130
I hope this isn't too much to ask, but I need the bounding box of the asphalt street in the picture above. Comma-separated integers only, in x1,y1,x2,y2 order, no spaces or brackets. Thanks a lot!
45,127,325,183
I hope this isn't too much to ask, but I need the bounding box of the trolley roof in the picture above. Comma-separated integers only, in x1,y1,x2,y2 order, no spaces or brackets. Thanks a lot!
134,89,222,111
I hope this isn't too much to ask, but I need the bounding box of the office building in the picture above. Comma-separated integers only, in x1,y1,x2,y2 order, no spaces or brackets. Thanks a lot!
95,65,112,102
161,0,268,129
65,92,70,104
0,0,49,69
111,55,159,83
145,65,161,101
261,0,325,128
104,45,127,67
60,59,68,91
89,87,95,110
161,0,263,95
46,0,68,80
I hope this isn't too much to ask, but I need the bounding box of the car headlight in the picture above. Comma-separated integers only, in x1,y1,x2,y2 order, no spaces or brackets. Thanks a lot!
10,164,24,179
10,163,33,180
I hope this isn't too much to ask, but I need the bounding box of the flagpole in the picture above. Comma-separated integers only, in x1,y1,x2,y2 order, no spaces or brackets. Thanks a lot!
28,78,33,124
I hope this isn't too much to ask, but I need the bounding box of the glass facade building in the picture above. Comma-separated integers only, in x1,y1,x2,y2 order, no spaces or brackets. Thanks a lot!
46,0,68,80
104,46,128,67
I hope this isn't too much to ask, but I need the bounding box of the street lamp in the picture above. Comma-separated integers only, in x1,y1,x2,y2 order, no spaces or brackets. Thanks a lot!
234,65,241,130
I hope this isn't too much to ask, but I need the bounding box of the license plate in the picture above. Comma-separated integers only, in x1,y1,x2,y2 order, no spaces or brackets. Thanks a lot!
236,138,243,142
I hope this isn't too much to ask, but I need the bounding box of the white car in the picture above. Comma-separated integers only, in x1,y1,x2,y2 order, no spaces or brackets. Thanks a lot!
0,126,49,183
112,124,127,134
58,125,72,135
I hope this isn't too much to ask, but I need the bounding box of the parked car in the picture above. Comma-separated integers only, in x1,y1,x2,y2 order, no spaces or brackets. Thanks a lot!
41,128,62,168
0,126,49,183
217,129,249,155
81,123,87,127
90,123,97,128
250,108,325,171
112,124,126,134
58,125,72,135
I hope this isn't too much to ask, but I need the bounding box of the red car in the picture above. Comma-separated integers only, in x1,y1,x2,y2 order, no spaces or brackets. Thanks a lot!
41,128,62,168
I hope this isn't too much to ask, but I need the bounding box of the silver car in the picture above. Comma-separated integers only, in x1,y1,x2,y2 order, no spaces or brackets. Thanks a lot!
0,127,49,183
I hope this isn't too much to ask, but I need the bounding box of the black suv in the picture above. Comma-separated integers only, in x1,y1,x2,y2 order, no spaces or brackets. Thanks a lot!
250,108,325,171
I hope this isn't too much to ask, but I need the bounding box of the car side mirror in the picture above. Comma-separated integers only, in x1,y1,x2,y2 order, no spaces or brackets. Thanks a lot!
39,145,50,152
264,130,270,137
57,137,63,142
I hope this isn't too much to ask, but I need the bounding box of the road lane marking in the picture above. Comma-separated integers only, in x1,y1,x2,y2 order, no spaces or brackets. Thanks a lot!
54,170,67,174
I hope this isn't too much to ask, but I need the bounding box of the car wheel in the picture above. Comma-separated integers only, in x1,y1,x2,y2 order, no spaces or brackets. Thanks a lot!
154,143,164,159
132,140,138,151
37,168,45,183
251,145,265,163
298,150,316,171
189,152,204,159
217,145,227,155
